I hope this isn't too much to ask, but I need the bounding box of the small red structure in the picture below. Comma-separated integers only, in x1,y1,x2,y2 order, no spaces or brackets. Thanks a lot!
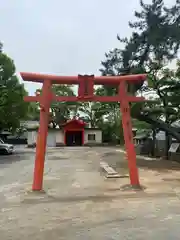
21,72,146,191
61,118,86,146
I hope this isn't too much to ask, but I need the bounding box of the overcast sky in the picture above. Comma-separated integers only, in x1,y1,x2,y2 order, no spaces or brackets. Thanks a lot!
1,0,174,95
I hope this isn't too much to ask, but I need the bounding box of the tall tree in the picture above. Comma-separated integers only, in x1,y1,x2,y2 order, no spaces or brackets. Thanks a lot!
126,0,180,157
0,43,29,132
99,0,180,156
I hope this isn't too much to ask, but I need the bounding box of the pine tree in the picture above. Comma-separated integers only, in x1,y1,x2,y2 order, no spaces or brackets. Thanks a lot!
99,0,180,157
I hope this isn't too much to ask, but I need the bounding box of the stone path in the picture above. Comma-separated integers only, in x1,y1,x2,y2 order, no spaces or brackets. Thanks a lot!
0,146,180,239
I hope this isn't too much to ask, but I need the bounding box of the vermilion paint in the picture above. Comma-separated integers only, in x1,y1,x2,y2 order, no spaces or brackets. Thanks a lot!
32,80,51,191
119,81,139,186
22,73,146,191
63,119,86,145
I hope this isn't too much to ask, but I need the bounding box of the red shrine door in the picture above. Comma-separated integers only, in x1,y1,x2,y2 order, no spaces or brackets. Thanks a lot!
62,119,86,146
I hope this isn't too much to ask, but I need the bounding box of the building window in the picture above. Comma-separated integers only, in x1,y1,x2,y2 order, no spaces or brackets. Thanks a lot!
88,134,96,141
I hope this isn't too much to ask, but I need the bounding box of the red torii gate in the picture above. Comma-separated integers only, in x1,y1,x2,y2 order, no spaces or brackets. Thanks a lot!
21,72,146,191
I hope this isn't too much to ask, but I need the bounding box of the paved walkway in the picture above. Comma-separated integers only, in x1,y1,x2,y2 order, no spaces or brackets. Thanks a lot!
0,147,180,239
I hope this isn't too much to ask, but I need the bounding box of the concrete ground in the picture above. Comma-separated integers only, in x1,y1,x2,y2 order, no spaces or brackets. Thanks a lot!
1,146,180,239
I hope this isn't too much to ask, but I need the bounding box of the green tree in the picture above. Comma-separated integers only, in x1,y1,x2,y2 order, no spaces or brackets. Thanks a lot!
0,43,29,132
99,0,180,155
126,0,180,157
35,84,79,128
26,102,40,121
137,63,180,157
78,101,107,128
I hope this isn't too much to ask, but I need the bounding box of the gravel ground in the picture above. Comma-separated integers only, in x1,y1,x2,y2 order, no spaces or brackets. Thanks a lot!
0,146,180,239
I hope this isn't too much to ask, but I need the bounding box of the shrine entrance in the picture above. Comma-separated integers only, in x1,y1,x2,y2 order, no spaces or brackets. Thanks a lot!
21,72,146,191
65,131,83,146
62,118,86,146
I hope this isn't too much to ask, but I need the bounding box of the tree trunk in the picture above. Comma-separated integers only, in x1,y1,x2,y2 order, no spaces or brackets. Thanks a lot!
151,128,156,157
165,131,170,160
164,114,170,160
134,113,180,142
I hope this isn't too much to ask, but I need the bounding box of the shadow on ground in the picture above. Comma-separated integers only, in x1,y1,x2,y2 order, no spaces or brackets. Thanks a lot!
22,194,117,204
22,191,178,205
103,152,180,173
0,152,34,165
136,157,180,172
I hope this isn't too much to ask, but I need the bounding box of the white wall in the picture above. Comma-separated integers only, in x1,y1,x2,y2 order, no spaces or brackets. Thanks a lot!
56,130,64,144
27,131,37,145
84,129,102,144
28,129,102,146
27,130,63,147
47,131,56,147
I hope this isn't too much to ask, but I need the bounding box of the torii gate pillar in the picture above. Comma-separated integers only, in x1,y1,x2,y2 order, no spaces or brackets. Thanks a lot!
32,80,51,191
119,81,139,186
21,72,146,191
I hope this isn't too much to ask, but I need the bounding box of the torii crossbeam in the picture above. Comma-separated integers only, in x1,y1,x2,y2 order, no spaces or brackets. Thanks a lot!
21,72,146,191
